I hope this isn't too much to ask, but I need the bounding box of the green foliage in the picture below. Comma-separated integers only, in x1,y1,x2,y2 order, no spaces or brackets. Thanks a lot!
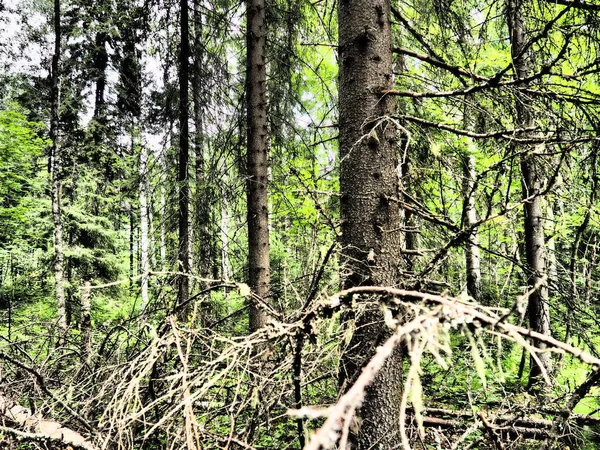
3,0,600,447
0,108,47,241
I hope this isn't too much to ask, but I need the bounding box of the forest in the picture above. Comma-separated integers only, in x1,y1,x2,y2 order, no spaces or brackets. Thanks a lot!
1,0,600,448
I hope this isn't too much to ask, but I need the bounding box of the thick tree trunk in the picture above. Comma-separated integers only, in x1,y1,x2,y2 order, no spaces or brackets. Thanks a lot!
50,0,66,335
178,0,192,316
507,0,552,388
246,0,271,331
337,0,404,448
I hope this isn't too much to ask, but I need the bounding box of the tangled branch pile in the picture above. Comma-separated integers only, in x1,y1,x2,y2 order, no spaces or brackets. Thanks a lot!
1,286,599,449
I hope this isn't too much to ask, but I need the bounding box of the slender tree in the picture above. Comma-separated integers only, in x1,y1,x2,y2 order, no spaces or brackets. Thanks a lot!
139,132,150,309
192,0,210,284
507,0,552,387
246,0,270,331
50,0,66,335
461,146,481,301
337,0,404,447
90,1,109,132
178,0,191,316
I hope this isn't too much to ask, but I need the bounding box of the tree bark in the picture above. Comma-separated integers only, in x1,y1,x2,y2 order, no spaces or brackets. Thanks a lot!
80,281,92,361
92,30,109,123
192,0,211,285
220,183,231,282
50,0,66,335
337,0,404,448
545,198,557,285
507,0,552,388
160,180,167,272
138,129,150,309
178,0,192,317
462,150,481,301
128,203,135,296
246,0,271,331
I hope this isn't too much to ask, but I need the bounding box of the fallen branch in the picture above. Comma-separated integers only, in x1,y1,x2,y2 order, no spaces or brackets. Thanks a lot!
0,395,96,450
291,286,600,449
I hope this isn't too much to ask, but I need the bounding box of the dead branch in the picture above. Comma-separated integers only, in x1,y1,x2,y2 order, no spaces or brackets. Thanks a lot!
0,395,96,450
292,286,600,449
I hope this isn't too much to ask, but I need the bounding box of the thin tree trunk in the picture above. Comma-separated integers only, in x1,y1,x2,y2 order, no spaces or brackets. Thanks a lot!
584,235,596,305
129,204,135,294
545,198,557,285
92,30,109,125
401,156,420,273
178,0,192,317
148,189,157,271
246,0,271,331
80,281,92,362
507,0,552,388
337,0,404,447
160,181,167,272
462,150,481,301
138,129,150,309
192,0,210,284
50,0,66,335
220,178,231,282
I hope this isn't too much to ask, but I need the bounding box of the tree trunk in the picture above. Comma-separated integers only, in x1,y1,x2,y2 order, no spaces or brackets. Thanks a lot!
50,0,66,335
138,129,150,309
192,0,211,285
80,281,92,361
545,198,557,285
92,31,108,123
178,0,192,317
401,156,420,273
337,0,404,448
462,150,481,301
148,188,157,271
160,181,167,272
246,0,271,331
129,203,135,294
220,185,231,282
507,0,552,388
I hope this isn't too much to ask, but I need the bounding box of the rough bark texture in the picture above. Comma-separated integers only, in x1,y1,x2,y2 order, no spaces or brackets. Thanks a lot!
246,0,270,331
338,0,404,448
178,0,192,316
50,0,66,335
507,0,552,387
